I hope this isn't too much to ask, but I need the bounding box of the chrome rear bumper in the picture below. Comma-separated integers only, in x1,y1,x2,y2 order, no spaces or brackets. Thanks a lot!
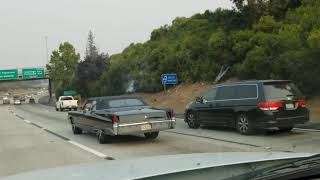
113,119,176,135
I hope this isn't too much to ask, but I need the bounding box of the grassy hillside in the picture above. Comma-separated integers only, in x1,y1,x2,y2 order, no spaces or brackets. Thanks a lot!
91,0,320,97
48,0,320,98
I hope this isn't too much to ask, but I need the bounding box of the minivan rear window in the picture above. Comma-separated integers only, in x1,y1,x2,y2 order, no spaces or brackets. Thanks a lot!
263,82,303,101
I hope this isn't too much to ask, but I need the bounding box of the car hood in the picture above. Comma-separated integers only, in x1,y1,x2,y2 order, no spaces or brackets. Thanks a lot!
2,152,317,180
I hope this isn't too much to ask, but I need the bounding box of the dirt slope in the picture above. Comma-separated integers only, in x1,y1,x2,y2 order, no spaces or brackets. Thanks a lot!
307,97,320,123
134,82,213,113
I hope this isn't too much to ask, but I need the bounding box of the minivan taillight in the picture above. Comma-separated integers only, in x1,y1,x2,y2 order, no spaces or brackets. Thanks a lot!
257,102,283,111
297,100,306,107
113,115,119,124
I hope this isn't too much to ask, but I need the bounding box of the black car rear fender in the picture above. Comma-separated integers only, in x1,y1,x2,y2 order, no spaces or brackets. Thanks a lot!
234,106,260,123
184,109,197,122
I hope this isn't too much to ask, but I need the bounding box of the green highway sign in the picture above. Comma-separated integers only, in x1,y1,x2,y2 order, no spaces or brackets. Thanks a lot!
0,69,18,81
63,90,77,96
22,68,45,79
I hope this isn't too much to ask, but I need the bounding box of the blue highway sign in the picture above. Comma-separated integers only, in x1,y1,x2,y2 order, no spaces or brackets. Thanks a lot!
161,74,177,85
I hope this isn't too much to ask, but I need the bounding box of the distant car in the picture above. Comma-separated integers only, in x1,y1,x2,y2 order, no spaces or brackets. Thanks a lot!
3,97,10,104
19,96,26,102
29,97,35,104
14,99,21,105
68,96,176,144
185,80,309,134
56,96,78,111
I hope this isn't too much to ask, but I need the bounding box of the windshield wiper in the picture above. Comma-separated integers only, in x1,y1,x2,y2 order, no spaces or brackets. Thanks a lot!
249,155,320,180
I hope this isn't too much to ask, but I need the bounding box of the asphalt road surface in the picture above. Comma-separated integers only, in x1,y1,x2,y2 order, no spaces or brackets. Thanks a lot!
1,103,320,177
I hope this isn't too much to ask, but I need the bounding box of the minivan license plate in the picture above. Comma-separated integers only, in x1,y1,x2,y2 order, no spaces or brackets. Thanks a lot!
285,103,294,110
141,124,152,131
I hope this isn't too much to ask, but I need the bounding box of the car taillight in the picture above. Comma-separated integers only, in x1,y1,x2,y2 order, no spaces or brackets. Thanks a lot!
113,115,118,124
170,111,176,119
257,102,283,111
297,100,306,107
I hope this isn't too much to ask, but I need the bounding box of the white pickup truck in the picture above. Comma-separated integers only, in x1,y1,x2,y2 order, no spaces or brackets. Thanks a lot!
56,96,78,111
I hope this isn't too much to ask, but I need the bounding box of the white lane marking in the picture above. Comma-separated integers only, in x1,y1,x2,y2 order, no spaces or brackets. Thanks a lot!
9,110,109,159
179,118,320,133
24,120,31,123
68,140,107,158
293,128,320,132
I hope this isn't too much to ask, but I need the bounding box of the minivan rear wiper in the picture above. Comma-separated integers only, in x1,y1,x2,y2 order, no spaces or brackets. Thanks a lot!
284,94,298,101
249,155,320,180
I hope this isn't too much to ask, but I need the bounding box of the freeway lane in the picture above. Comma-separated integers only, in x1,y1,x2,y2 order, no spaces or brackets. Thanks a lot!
0,105,102,177
3,103,320,177
12,104,320,153
10,104,256,159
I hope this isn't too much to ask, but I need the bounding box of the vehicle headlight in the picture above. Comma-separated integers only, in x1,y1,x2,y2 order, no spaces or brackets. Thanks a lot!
186,101,193,109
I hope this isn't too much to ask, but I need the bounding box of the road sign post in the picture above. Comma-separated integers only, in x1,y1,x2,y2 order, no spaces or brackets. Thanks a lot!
0,69,19,81
161,74,178,93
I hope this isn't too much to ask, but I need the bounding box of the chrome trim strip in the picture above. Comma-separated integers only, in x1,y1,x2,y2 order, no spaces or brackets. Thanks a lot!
113,124,118,135
118,119,175,127
277,115,308,120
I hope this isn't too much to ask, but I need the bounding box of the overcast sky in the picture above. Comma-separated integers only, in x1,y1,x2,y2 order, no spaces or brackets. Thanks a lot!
0,0,232,69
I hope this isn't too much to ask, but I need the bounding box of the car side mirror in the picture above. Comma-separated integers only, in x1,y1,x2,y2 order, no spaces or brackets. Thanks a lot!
81,106,87,113
84,104,93,113
196,96,203,103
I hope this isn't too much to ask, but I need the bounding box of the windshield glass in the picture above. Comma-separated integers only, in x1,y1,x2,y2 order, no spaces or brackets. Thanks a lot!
2,0,320,179
96,98,146,110
61,97,73,100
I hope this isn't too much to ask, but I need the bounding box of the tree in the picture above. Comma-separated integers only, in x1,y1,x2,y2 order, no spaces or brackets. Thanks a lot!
307,28,320,49
75,53,109,96
75,31,109,97
237,46,274,79
85,30,99,60
231,0,302,23
87,0,320,96
47,42,80,97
